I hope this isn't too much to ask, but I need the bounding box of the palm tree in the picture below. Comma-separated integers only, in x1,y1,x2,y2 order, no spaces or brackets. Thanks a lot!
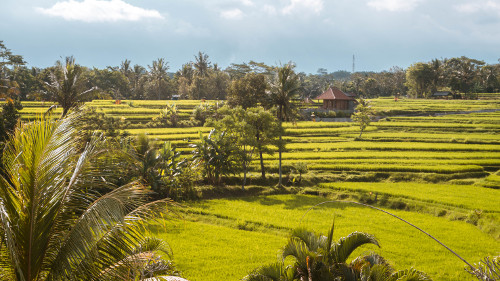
269,63,301,122
268,63,301,186
193,52,210,77
132,64,146,99
44,56,95,116
148,58,170,100
120,59,132,77
244,222,430,281
0,113,177,280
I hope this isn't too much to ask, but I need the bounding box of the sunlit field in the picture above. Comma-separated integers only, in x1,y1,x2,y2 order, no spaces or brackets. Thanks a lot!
18,98,500,280
155,195,500,280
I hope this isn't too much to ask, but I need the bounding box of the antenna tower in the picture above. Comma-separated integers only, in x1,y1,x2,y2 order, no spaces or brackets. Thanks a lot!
352,55,355,73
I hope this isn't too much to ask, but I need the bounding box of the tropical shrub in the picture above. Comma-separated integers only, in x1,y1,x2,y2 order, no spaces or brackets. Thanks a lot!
190,129,238,185
243,222,430,281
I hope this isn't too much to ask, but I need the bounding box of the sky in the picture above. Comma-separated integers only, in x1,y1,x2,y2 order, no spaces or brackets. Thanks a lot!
1,0,500,74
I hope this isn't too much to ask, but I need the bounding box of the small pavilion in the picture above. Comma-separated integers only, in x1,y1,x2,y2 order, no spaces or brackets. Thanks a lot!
314,87,356,110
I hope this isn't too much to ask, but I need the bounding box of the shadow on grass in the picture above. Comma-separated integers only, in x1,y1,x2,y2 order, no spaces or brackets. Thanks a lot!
234,194,354,211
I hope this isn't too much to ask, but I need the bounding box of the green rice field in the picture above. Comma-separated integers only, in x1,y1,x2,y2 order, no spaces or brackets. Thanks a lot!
15,98,500,280
155,194,500,280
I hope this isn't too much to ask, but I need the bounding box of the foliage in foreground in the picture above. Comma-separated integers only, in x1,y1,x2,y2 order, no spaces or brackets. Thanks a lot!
243,222,430,281
467,256,500,281
0,113,177,280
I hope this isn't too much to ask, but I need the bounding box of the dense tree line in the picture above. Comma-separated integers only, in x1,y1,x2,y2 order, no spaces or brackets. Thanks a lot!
2,41,500,106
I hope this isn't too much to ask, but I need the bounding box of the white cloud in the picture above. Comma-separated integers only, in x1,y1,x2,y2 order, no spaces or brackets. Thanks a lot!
455,0,500,14
220,8,244,20
367,0,421,12
36,0,163,22
241,0,254,7
282,0,323,15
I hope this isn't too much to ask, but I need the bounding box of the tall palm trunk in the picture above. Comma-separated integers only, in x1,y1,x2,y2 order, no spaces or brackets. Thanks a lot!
278,133,282,187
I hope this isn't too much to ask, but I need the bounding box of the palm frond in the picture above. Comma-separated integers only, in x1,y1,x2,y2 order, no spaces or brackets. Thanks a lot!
351,253,392,273
0,114,81,280
243,262,292,281
289,227,327,253
331,232,380,263
387,268,432,281
360,264,391,281
0,112,176,281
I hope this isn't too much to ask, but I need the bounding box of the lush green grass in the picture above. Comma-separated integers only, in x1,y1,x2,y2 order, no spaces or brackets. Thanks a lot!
341,132,500,142
156,194,500,281
273,163,484,173
270,158,498,166
265,151,500,160
369,98,500,115
375,121,500,130
286,141,500,152
126,127,212,135
320,182,500,212
151,220,286,281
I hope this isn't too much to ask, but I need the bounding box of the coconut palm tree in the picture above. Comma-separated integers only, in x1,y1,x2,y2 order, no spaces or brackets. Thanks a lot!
268,63,301,186
148,58,170,100
193,52,210,78
44,56,95,117
0,113,177,281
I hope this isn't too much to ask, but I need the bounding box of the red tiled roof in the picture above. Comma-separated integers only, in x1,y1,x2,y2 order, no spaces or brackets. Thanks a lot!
314,87,354,100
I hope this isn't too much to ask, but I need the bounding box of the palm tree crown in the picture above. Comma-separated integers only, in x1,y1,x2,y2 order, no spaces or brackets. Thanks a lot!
269,63,301,122
44,56,95,116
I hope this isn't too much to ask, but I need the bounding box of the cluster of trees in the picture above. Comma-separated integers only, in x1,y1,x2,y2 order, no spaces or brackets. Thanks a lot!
405,57,500,98
3,41,500,110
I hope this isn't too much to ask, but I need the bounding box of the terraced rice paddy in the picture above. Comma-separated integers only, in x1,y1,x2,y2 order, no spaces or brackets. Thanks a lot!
16,98,500,280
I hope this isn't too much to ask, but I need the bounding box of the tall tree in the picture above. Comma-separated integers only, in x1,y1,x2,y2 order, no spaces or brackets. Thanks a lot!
193,52,211,77
0,113,177,281
0,41,25,99
479,64,500,93
147,58,170,100
268,63,301,186
227,72,267,109
44,56,95,116
245,107,281,179
405,62,434,98
90,68,130,100
131,64,146,99
207,69,230,100
444,56,485,96
0,99,22,144
10,66,41,100
361,77,380,97
207,106,280,188
120,59,132,77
